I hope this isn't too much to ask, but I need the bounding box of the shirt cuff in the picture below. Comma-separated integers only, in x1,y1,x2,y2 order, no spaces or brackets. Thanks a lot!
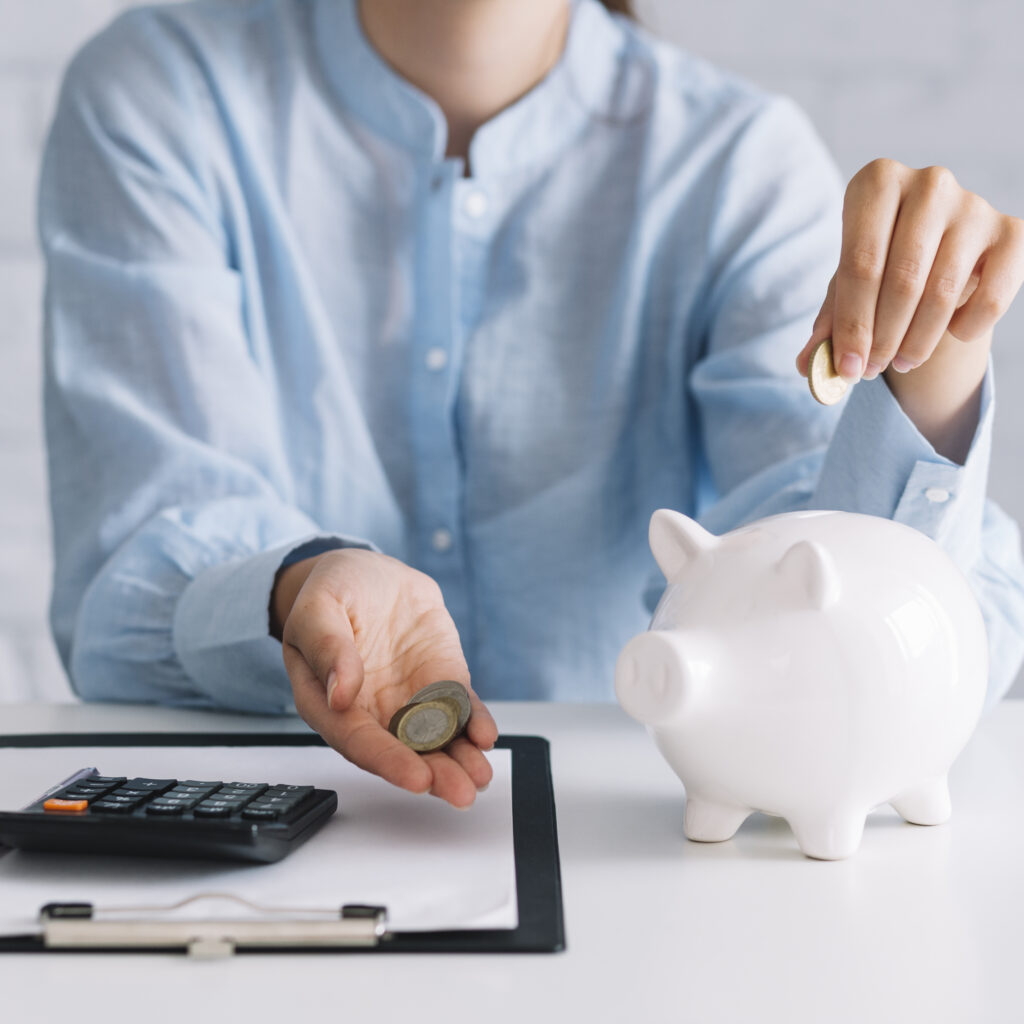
813,364,994,574
172,533,373,713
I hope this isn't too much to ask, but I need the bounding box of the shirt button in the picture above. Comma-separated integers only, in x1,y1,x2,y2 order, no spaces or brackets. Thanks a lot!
924,487,951,504
431,528,453,553
463,189,488,219
424,347,448,371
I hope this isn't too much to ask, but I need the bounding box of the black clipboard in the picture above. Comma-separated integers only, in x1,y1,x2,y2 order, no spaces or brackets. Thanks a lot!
0,733,564,955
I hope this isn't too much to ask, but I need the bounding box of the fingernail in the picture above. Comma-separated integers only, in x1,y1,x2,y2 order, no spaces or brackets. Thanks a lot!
838,352,863,380
891,356,917,373
326,670,337,709
477,782,490,793
863,361,882,380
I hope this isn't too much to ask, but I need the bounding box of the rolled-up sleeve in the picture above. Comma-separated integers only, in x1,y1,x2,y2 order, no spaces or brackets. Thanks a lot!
41,15,367,711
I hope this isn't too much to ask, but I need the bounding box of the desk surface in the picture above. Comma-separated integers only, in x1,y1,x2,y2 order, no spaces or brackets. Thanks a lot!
1,699,1021,1024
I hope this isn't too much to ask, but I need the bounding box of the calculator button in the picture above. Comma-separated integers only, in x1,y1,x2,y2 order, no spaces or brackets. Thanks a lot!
90,801,136,814
216,789,265,802
43,799,89,813
224,783,268,791
270,796,312,813
62,783,116,795
151,798,200,811
266,785,314,796
146,803,185,816
126,779,176,794
241,808,280,820
193,805,232,818
112,789,151,799
90,777,128,785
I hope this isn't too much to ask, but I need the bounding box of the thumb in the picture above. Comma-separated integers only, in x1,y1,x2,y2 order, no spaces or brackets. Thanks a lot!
281,592,366,712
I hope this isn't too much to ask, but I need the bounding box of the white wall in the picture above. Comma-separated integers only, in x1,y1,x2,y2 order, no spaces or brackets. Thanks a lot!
0,0,1021,702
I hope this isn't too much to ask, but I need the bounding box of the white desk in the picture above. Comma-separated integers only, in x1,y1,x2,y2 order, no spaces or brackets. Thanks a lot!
1,699,1021,1024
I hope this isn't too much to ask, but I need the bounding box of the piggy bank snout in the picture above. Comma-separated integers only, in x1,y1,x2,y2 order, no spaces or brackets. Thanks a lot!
615,631,689,726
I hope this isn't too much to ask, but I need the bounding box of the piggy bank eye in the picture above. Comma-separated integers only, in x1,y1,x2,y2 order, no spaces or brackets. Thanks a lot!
774,540,840,610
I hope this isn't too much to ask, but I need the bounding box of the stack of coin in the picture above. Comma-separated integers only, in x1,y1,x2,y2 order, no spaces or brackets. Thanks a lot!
807,338,849,406
388,681,472,753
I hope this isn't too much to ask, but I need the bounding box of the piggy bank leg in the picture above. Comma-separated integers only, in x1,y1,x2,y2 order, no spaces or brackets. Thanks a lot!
788,810,867,861
890,776,952,826
684,795,750,843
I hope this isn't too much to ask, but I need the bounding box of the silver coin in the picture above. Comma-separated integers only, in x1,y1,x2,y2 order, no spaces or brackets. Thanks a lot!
408,680,471,732
388,698,461,753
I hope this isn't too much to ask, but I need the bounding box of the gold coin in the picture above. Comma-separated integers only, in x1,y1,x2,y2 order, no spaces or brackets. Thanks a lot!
388,697,461,753
807,338,848,406
408,680,471,733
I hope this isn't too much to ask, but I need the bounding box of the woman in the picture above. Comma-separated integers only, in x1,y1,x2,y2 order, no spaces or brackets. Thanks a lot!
41,0,1024,807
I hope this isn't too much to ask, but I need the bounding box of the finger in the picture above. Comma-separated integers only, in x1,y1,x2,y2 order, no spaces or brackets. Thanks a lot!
282,586,364,711
444,735,495,790
421,749,479,808
833,162,904,379
947,221,1024,342
867,174,951,378
286,643,434,794
956,268,981,310
326,703,435,795
892,229,981,371
796,274,836,377
465,688,498,751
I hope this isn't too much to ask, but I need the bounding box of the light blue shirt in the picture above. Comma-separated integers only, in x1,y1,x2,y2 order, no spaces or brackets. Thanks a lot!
40,0,1024,712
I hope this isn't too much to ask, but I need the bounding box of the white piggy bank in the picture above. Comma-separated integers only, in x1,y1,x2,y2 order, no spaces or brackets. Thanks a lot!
615,508,988,860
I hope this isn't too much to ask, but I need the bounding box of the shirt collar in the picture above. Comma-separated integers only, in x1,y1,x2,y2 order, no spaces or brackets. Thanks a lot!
314,0,636,178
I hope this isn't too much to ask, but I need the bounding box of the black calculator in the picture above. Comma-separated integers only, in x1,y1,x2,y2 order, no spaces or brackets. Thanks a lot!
0,768,338,863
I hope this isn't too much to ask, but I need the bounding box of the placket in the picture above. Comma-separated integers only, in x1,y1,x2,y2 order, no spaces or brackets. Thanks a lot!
409,160,473,642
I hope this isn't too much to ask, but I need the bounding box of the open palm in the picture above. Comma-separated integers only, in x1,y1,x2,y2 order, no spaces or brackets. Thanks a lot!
280,549,497,807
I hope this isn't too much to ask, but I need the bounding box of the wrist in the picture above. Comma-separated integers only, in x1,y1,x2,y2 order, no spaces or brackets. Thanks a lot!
882,329,990,464
269,555,322,641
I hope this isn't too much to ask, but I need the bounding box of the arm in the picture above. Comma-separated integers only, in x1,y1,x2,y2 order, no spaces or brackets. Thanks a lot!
41,17,338,713
796,159,1024,465
880,326,989,465
686,98,1024,707
42,14,495,801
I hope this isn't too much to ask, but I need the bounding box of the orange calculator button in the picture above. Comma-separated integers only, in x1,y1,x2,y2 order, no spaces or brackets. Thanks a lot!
43,798,89,812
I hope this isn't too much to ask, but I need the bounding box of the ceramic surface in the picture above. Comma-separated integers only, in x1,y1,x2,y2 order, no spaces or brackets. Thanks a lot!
615,509,988,860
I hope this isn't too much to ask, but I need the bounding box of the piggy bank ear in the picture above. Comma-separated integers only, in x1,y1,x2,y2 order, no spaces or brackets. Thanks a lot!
649,509,716,581
775,540,840,610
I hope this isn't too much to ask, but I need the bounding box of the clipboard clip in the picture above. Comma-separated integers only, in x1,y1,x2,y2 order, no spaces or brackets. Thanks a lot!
39,893,389,958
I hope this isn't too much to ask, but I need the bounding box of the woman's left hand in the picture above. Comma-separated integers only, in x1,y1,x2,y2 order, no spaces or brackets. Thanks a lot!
796,159,1024,383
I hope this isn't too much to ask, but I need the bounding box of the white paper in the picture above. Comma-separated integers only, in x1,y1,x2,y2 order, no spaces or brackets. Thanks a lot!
0,745,516,936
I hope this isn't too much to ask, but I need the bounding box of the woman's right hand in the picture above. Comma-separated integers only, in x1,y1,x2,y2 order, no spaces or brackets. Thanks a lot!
272,549,497,807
